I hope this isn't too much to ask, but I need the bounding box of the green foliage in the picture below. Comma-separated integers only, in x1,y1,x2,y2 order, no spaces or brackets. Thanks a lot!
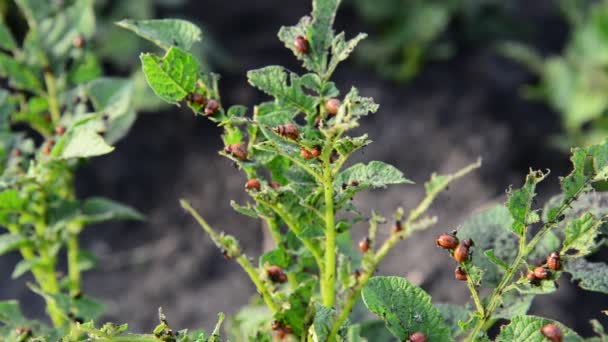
0,0,144,338
127,0,479,341
362,276,451,341
352,0,513,81
504,0,608,148
2,0,607,341
496,316,582,342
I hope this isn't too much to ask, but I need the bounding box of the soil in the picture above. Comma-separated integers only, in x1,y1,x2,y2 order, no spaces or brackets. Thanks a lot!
2,0,607,337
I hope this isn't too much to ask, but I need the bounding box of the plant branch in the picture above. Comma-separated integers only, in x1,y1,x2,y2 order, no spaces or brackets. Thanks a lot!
327,217,438,341
321,138,337,308
465,180,589,341
180,199,279,313
257,199,324,270
44,71,61,124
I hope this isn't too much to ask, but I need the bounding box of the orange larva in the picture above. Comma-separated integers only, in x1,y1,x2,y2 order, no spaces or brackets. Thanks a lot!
274,124,299,140
245,179,261,191
224,144,248,160
358,237,371,253
546,252,561,271
294,35,309,54
267,265,287,283
436,233,459,249
540,323,562,342
455,266,467,281
325,98,341,116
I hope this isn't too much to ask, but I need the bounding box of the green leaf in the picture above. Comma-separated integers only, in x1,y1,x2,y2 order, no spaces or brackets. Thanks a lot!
0,22,16,51
457,205,517,287
494,293,535,320
277,0,339,73
0,234,30,256
436,304,471,338
562,213,604,257
86,78,137,144
558,147,593,216
334,135,372,156
342,87,379,118
229,305,273,341
0,189,25,211
259,248,290,269
496,315,582,342
0,300,24,324
483,249,509,270
82,197,144,224
14,0,53,26
68,52,102,85
58,126,114,159
361,276,451,341
11,258,43,279
23,0,95,66
358,320,394,342
308,304,346,342
328,32,367,70
335,161,411,190
274,280,315,337
116,19,202,51
141,47,200,104
247,66,318,117
564,258,608,294
0,54,43,93
506,170,546,237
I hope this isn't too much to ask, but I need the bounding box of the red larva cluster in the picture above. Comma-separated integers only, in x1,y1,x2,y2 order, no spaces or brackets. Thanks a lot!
300,146,321,160
436,233,474,280
274,124,300,140
267,265,287,283
271,320,293,340
527,252,560,285
224,143,248,160
42,138,54,155
541,323,562,342
204,99,220,116
407,332,427,342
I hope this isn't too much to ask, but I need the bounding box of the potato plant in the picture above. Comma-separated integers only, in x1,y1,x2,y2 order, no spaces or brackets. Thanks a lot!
503,0,608,149
0,0,144,339
2,0,608,341
351,0,513,82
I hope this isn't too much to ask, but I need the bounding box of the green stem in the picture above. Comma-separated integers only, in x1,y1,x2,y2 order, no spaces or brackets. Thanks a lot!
258,199,324,271
180,200,279,313
463,263,484,317
67,233,81,297
8,224,64,327
235,255,280,313
321,146,336,308
44,71,61,124
465,183,587,341
327,217,437,341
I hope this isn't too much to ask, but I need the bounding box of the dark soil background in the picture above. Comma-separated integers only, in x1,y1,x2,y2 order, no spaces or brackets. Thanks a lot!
2,0,607,337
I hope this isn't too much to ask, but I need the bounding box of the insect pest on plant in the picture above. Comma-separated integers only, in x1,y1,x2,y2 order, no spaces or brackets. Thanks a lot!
245,179,261,191
547,252,561,271
325,98,341,116
408,332,427,342
274,124,300,140
453,239,473,263
541,324,562,342
358,237,371,253
436,233,459,249
294,35,309,54
224,143,248,160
